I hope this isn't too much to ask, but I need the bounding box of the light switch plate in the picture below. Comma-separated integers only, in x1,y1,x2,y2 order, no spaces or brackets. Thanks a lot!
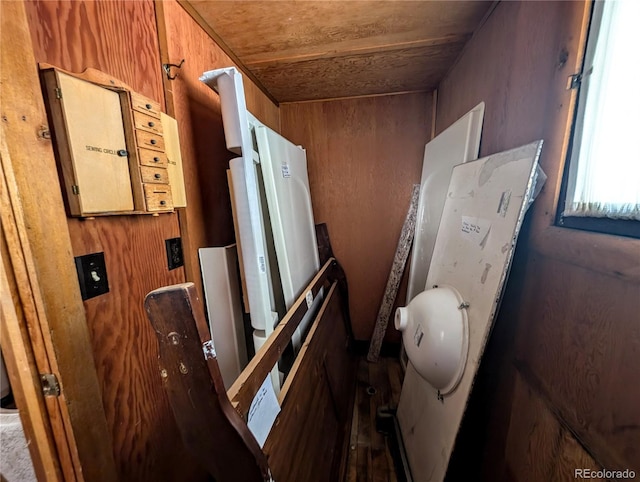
165,237,184,270
74,252,109,300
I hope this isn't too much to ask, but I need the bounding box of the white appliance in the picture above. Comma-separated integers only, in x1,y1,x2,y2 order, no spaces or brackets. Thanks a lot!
406,103,485,303
199,245,248,389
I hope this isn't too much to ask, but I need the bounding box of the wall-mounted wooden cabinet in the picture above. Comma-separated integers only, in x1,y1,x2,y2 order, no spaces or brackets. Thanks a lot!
41,66,185,217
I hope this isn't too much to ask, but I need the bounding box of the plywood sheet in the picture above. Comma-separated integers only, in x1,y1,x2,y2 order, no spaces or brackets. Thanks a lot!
184,0,493,101
397,141,542,482
280,93,432,341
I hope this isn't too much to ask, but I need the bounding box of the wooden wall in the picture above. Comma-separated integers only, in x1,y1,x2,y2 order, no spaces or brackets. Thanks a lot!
157,0,279,301
24,1,278,480
435,1,640,479
280,93,433,342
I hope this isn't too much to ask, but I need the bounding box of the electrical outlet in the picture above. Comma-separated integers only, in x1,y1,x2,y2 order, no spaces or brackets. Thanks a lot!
74,252,109,300
165,237,184,270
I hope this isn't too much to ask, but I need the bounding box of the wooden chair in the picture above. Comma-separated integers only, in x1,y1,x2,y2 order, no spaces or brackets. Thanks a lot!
144,258,356,482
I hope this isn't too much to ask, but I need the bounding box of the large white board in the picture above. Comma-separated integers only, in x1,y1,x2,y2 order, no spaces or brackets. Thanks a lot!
199,245,248,389
406,103,485,303
255,125,320,308
397,141,543,482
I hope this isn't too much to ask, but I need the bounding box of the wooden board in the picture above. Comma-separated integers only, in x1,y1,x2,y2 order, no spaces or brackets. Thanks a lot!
3,1,120,480
504,371,601,482
184,1,493,101
516,256,640,471
160,113,187,208
367,184,419,362
431,0,640,479
264,283,356,482
280,93,433,341
1,130,66,482
24,2,206,481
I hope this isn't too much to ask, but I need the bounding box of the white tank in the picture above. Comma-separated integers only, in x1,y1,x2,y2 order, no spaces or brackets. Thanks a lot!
395,285,469,395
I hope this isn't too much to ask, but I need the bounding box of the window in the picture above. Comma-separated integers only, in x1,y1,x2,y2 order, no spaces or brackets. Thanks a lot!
559,0,640,238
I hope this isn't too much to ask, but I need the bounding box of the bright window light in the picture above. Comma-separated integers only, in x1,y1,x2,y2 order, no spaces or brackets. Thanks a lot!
564,0,640,221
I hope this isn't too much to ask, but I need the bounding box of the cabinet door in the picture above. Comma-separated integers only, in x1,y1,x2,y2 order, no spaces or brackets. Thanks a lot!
43,70,134,215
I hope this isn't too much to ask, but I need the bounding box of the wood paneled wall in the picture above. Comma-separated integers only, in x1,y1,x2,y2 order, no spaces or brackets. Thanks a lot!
25,1,206,480
280,93,433,341
435,1,640,479
157,0,279,301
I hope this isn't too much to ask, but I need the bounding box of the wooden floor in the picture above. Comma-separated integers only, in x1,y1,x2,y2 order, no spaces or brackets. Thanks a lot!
346,356,404,482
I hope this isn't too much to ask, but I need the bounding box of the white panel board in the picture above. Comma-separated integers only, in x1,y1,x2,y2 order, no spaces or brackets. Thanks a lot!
406,103,485,303
255,125,320,306
199,245,248,389
397,141,543,482
255,125,321,349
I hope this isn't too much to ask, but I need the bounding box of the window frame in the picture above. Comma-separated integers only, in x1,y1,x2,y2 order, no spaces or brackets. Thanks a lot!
556,0,640,239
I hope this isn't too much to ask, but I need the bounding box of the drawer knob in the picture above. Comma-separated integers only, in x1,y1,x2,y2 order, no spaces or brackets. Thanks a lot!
145,103,152,109
117,149,128,157
154,173,161,179
153,157,160,162
160,200,166,206
150,139,157,145
148,121,155,128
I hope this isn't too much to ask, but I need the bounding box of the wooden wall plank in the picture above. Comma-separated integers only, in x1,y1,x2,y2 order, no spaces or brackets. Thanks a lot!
517,255,640,471
2,1,118,480
156,0,280,302
24,1,206,480
504,372,601,482
434,0,639,479
280,93,432,341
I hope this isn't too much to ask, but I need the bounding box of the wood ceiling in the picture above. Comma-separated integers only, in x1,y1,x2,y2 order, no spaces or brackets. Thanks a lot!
182,1,494,103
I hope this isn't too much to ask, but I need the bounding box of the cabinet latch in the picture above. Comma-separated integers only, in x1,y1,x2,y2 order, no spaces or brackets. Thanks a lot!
567,73,582,90
72,185,80,195
40,373,61,397
55,87,62,99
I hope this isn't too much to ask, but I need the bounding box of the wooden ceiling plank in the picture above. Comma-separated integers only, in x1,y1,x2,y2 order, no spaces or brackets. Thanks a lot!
187,1,493,57
177,0,279,105
243,34,472,68
252,41,465,102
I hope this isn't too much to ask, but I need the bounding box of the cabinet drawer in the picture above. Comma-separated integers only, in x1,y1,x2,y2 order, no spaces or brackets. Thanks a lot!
141,166,169,184
136,129,165,152
130,92,161,119
138,148,168,168
143,183,173,211
133,110,163,135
